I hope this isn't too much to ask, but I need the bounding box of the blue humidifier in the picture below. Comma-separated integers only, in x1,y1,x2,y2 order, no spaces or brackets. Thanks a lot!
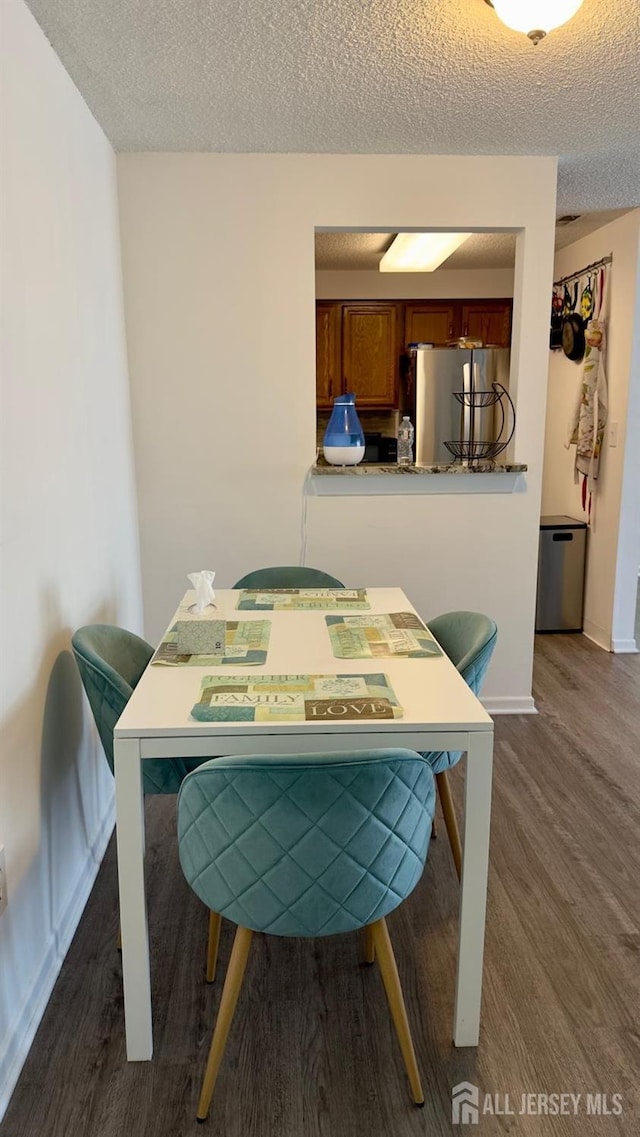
323,393,365,466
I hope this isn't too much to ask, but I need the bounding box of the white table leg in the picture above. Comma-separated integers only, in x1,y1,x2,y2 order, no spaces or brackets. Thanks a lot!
453,728,494,1046
114,737,153,1059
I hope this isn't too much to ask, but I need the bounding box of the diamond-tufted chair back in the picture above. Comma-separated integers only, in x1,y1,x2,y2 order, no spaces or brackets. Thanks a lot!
427,611,497,695
72,624,197,794
233,566,345,589
177,748,435,937
421,612,497,778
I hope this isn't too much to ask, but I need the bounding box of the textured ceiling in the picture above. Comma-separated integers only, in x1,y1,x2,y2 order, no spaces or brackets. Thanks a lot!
315,212,633,270
315,232,517,270
25,0,640,213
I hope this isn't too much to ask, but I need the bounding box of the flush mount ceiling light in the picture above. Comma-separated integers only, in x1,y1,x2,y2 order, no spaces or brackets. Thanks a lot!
485,0,584,45
379,232,471,272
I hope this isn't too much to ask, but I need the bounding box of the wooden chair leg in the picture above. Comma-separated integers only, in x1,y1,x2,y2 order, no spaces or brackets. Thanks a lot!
197,926,253,1122
361,924,375,964
369,918,424,1106
436,770,462,881
206,911,222,983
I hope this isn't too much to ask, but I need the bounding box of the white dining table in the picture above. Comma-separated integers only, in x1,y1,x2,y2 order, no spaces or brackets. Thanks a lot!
114,587,494,1060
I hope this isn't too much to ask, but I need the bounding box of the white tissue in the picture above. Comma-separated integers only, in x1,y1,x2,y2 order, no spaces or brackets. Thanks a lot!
188,570,216,613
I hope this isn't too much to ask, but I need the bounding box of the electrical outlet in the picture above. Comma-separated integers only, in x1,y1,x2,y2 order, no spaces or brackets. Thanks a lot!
0,847,7,915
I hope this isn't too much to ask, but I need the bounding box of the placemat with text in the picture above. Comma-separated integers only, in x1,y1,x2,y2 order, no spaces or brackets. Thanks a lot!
236,588,370,611
326,612,442,659
190,673,402,722
151,620,270,666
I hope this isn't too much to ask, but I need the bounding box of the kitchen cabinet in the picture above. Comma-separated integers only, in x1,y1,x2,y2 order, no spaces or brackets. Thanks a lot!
315,297,512,410
316,302,341,408
316,302,401,409
461,301,512,348
405,300,512,348
342,303,400,408
405,302,457,347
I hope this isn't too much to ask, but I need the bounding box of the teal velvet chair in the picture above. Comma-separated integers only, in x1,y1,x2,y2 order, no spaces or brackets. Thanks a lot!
423,611,497,880
177,748,436,1121
72,624,220,974
233,566,345,589
72,624,202,793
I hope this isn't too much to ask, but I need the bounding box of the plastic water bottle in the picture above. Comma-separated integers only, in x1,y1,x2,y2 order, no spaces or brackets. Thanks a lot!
397,416,414,465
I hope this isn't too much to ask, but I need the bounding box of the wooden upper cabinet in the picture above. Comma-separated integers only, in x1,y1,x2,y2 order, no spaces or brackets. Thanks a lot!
315,303,341,408
461,301,512,348
315,297,513,413
404,302,457,347
341,303,400,408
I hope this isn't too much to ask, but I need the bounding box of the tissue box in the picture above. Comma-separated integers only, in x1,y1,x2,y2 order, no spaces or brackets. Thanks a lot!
176,619,225,657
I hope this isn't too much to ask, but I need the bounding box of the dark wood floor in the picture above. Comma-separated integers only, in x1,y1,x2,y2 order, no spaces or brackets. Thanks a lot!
3,633,639,1136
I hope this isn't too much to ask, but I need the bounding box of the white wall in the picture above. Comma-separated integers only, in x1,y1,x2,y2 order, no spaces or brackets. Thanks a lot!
118,153,557,709
316,267,514,299
541,210,640,651
0,0,142,1116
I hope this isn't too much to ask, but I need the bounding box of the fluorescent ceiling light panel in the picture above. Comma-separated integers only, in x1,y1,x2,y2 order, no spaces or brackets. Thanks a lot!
379,232,472,272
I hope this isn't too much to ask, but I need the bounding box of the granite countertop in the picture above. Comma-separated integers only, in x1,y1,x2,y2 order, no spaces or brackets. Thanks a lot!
312,461,527,476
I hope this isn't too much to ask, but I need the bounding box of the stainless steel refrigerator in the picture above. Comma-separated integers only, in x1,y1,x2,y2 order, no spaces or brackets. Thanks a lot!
411,346,511,466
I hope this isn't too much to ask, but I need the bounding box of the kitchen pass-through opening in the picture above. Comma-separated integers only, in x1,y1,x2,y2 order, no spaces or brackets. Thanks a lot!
313,227,517,466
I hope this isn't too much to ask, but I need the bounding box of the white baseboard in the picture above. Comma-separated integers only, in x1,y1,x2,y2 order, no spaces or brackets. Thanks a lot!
0,800,115,1123
611,638,639,654
582,618,612,651
482,695,537,715
582,622,638,653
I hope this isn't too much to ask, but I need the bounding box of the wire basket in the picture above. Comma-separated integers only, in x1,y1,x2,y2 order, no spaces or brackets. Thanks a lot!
443,439,508,461
445,381,515,465
453,390,502,407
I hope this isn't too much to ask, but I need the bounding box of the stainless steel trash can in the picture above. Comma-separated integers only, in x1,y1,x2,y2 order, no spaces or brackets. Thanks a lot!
535,516,587,633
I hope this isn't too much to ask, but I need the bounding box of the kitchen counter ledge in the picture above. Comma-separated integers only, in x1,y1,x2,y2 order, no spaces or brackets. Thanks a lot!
309,461,527,496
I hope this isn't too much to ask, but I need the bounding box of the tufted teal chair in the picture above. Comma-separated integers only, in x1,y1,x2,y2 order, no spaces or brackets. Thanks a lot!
422,611,497,880
177,748,436,1121
233,566,345,589
72,625,220,974
72,624,203,793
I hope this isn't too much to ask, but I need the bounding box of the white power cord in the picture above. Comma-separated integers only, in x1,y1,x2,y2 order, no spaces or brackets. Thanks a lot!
299,464,315,567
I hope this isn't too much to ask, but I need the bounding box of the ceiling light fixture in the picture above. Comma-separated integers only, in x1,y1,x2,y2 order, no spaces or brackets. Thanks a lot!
485,0,584,45
379,232,471,273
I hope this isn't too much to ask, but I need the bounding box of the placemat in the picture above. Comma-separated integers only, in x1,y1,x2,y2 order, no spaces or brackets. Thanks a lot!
151,620,270,666
190,673,403,722
236,588,370,611
326,612,442,659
